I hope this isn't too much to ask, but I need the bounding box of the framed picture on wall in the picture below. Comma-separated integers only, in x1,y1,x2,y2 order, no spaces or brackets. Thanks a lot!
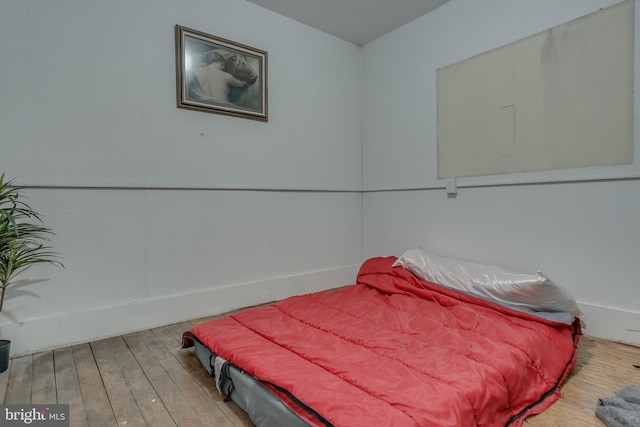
175,25,268,122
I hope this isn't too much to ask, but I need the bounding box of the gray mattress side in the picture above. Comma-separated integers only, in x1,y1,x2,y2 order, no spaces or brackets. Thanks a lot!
193,340,312,427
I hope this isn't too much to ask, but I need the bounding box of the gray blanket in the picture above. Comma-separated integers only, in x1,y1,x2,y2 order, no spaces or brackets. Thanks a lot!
596,385,640,427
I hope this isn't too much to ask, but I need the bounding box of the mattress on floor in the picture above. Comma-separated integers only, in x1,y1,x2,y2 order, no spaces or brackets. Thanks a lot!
183,256,581,427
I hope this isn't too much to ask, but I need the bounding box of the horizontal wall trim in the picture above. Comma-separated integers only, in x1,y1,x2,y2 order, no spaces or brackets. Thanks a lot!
19,175,640,194
0,264,360,357
363,174,640,193
17,185,361,193
14,173,640,193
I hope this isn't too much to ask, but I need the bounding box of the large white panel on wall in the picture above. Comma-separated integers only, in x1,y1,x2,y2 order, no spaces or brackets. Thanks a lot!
437,0,634,179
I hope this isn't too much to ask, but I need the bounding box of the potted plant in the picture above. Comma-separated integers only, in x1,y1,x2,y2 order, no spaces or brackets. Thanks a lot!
0,173,63,372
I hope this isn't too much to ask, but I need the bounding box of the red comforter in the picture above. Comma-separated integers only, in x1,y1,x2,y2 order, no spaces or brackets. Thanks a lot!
183,257,581,427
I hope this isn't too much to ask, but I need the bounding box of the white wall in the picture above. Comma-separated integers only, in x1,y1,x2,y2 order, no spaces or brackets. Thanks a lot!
362,0,640,346
1,0,362,190
3,0,638,355
0,0,363,355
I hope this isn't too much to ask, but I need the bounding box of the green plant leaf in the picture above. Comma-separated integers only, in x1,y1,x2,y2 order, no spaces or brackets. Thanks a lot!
0,173,63,311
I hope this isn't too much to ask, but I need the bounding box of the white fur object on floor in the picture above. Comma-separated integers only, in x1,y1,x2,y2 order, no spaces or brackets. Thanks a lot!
596,384,640,427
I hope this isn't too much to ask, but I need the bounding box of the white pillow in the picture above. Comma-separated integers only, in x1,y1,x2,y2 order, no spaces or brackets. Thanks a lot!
393,248,583,319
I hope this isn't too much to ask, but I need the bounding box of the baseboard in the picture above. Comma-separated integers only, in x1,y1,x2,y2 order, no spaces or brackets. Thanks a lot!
5,276,635,357
579,303,640,347
0,265,360,357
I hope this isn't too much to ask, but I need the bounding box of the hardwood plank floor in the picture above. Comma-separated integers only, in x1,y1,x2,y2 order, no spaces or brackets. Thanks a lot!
0,319,638,427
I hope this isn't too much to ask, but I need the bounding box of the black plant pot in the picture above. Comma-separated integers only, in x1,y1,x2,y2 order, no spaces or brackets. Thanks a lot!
0,339,10,373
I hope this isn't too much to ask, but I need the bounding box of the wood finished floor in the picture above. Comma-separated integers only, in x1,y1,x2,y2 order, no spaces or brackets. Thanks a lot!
0,316,638,427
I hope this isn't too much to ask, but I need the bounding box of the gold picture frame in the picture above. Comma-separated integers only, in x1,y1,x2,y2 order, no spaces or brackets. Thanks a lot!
175,25,268,122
